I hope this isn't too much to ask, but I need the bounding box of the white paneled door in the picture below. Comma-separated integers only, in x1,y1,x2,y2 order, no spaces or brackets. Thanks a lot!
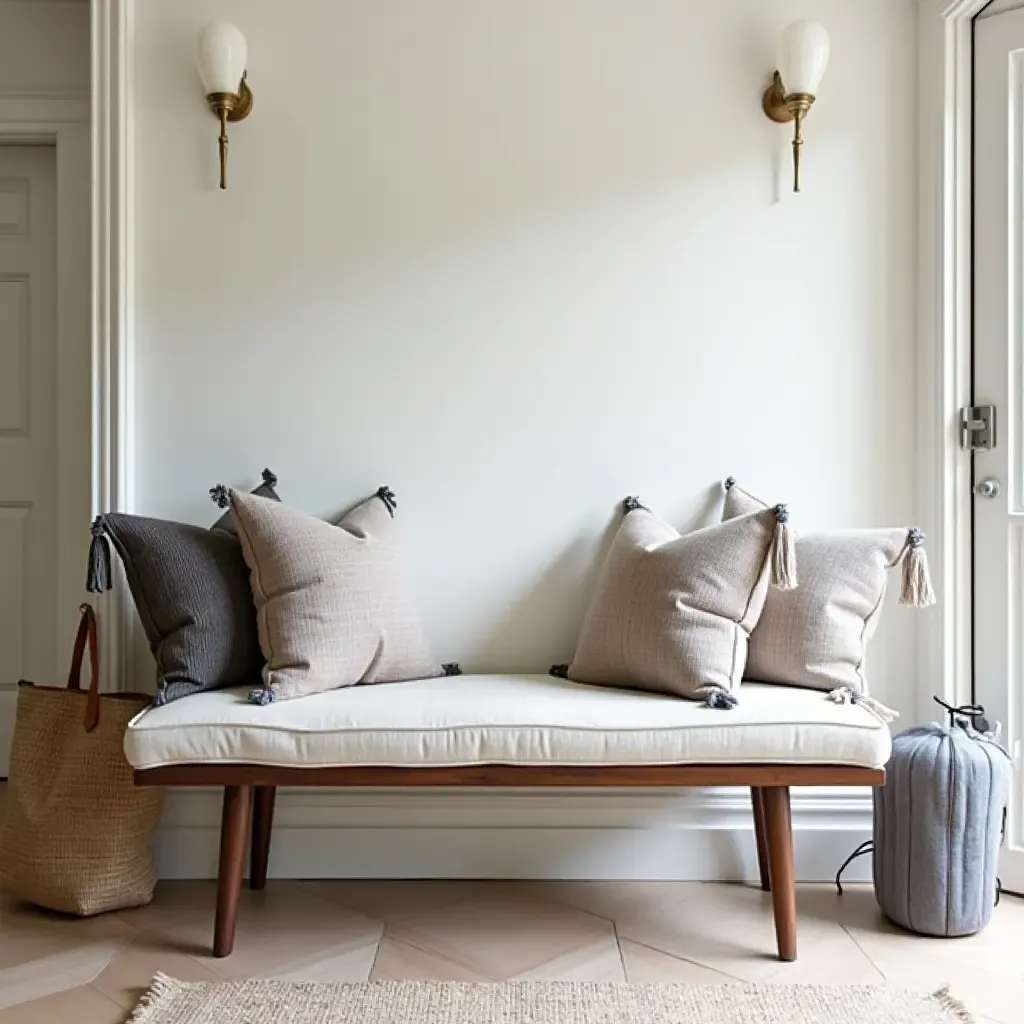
976,10,1024,893
0,146,58,775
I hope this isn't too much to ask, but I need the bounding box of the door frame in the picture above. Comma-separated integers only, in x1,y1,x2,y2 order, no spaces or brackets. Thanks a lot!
916,0,989,719
88,1,979,702
0,96,91,699
92,0,134,688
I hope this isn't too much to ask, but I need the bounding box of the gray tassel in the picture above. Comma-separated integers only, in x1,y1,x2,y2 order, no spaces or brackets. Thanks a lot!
153,688,169,707
724,476,736,491
704,689,738,710
442,662,462,676
622,496,648,514
209,484,230,509
770,504,798,591
249,688,276,706
900,527,936,608
376,486,397,517
261,468,277,488
550,663,570,679
828,686,899,724
86,516,112,593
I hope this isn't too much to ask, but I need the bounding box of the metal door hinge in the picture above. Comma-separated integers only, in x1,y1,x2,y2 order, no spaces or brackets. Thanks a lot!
960,405,996,451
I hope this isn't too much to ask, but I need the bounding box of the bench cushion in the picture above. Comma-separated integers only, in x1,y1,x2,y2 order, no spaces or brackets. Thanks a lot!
124,674,891,771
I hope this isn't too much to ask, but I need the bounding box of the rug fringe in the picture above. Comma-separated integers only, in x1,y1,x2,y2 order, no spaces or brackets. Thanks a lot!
126,972,179,1024
933,985,976,1023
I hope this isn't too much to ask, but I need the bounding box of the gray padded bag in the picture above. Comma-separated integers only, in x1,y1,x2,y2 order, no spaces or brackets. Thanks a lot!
86,470,281,705
874,716,1011,937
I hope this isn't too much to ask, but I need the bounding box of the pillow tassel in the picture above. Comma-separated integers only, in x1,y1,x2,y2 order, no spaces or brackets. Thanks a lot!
86,516,112,593
827,686,899,724
442,662,462,676
900,528,936,608
770,504,798,591
549,663,570,679
261,468,277,488
249,688,275,706
376,486,397,518
209,483,230,509
704,688,738,710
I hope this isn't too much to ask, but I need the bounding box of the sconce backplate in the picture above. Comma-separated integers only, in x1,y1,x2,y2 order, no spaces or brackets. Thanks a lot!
227,76,253,122
762,71,794,124
206,76,254,123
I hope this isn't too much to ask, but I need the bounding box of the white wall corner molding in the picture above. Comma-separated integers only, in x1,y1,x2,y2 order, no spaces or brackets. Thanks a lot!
916,0,983,720
91,0,135,690
154,787,874,883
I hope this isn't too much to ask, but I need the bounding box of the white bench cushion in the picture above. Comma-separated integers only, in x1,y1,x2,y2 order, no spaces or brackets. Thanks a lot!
124,674,891,771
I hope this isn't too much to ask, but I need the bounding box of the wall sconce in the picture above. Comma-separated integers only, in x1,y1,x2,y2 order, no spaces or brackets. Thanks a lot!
761,21,830,193
196,22,253,190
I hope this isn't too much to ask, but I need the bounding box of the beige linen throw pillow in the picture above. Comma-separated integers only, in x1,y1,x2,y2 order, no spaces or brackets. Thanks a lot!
230,487,444,704
555,497,796,706
722,478,934,694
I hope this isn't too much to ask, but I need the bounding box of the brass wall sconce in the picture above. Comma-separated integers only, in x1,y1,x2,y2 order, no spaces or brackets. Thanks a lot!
196,22,252,190
761,21,830,193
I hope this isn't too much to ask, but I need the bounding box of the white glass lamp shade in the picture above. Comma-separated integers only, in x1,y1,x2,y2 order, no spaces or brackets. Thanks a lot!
777,20,830,97
197,21,247,96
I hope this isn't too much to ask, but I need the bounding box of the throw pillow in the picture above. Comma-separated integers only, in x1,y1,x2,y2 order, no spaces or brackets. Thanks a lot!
554,496,796,706
86,469,283,706
230,486,443,704
722,478,935,694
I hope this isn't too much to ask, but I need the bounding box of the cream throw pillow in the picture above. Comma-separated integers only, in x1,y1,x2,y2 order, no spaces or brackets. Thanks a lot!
723,479,934,694
230,487,442,704
557,498,796,706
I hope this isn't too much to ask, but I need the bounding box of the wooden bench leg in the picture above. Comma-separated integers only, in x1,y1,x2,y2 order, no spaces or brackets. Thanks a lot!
751,786,771,892
250,786,276,890
214,784,251,958
761,785,797,962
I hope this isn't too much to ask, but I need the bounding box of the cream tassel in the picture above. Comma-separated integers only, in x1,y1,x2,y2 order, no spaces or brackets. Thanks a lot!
827,687,899,725
900,527,936,608
770,504,798,590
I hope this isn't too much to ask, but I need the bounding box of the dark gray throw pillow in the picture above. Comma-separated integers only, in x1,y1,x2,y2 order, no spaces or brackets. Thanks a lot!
86,470,282,705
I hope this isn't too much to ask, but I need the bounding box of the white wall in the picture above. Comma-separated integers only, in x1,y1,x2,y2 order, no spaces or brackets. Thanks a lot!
134,0,919,713
132,0,916,879
0,2,89,93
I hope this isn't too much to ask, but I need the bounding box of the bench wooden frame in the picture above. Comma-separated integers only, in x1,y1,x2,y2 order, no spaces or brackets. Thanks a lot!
135,763,884,962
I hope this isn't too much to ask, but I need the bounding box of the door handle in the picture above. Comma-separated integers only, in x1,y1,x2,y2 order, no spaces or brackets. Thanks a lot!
975,478,1001,498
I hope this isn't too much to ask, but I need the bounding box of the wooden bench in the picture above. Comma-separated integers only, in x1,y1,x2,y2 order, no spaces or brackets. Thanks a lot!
126,674,889,962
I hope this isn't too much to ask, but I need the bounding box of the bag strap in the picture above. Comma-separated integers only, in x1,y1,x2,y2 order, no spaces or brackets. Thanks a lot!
67,603,101,732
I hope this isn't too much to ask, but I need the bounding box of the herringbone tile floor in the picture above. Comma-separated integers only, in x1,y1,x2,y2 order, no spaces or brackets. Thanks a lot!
0,788,1020,1022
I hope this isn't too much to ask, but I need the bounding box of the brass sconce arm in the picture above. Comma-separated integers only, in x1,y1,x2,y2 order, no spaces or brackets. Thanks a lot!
762,72,816,193
204,75,253,190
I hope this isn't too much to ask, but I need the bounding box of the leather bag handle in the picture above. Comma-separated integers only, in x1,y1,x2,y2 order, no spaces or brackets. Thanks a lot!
67,603,101,732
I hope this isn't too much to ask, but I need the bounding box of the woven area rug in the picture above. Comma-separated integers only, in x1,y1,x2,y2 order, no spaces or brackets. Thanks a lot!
128,976,974,1024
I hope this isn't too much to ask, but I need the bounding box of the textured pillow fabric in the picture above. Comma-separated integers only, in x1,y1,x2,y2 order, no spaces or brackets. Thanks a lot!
559,498,794,705
89,515,264,706
86,469,283,705
722,479,934,694
231,487,442,704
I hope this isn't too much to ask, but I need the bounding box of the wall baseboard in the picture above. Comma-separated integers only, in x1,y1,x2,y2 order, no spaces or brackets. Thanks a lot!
155,786,873,883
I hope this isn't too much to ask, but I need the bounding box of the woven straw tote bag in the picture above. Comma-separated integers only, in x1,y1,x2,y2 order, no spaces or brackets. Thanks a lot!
0,604,164,914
